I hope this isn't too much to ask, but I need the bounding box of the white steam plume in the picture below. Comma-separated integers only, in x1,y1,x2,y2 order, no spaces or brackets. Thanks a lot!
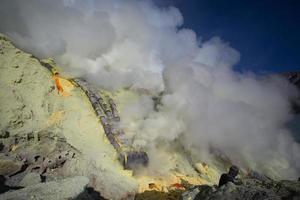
0,0,299,178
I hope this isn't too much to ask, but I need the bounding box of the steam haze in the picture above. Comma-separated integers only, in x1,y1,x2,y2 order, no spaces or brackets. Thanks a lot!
1,0,299,178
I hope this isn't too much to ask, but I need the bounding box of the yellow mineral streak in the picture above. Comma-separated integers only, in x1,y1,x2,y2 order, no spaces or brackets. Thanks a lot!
10,144,18,152
46,110,66,127
52,75,74,97
194,162,220,183
136,172,205,193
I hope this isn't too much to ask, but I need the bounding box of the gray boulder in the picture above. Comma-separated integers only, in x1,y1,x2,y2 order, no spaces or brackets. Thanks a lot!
19,172,41,187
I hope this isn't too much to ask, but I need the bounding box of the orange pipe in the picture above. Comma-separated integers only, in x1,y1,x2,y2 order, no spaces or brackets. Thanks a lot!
53,73,64,94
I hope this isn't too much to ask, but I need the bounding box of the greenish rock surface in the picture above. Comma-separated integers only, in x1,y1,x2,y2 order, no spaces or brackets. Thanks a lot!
0,159,22,176
19,172,41,187
0,176,89,200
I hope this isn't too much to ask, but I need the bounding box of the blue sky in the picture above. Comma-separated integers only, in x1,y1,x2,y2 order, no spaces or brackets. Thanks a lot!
155,0,300,73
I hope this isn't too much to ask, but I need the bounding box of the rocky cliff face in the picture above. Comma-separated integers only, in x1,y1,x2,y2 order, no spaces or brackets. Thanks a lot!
0,34,138,200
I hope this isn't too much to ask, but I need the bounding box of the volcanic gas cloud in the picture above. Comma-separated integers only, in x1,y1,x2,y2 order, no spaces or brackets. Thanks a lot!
1,0,299,179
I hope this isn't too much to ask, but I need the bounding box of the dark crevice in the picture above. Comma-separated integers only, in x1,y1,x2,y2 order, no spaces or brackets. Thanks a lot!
0,175,23,194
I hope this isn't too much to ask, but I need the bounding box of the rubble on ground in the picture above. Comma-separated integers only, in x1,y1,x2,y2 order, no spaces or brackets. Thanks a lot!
0,176,89,200
181,177,300,200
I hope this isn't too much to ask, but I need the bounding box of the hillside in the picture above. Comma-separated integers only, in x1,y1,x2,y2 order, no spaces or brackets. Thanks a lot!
0,34,299,200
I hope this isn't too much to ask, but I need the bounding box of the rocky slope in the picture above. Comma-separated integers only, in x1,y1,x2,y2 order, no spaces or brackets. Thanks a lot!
0,33,137,200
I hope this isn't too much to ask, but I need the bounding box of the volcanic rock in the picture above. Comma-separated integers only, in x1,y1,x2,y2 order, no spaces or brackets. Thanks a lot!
0,159,23,176
0,176,89,200
181,178,300,200
19,172,41,187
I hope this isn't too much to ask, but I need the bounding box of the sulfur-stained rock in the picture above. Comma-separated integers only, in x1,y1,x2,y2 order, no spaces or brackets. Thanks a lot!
0,33,55,137
0,34,139,199
0,159,22,176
